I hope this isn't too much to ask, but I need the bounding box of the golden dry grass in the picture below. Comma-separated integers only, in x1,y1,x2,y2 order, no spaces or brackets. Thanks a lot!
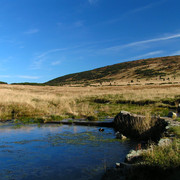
0,83,180,120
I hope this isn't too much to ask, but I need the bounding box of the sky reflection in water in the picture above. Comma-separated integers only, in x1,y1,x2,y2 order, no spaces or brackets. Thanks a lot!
0,124,137,180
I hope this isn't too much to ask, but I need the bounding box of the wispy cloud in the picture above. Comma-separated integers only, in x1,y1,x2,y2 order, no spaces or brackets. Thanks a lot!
24,28,39,34
36,48,67,59
105,0,168,24
0,56,13,71
0,75,11,78
170,50,180,56
88,0,99,5
128,0,167,14
51,60,61,66
0,38,15,44
31,58,45,70
0,75,40,79
57,20,84,29
31,48,67,70
129,50,164,60
57,22,63,27
74,21,84,27
105,33,180,52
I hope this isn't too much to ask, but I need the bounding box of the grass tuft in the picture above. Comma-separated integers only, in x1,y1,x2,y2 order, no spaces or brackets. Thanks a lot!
168,126,180,138
142,139,180,169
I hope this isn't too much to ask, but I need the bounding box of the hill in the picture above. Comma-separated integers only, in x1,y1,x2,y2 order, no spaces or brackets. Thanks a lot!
45,55,180,86
0,81,7,84
11,82,44,86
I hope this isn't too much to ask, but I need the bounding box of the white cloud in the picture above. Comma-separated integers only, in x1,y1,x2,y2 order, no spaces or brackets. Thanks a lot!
170,50,180,56
24,29,39,34
31,58,45,70
31,48,67,70
57,21,84,29
0,75,10,78
36,48,67,59
128,0,167,14
0,75,40,79
105,33,180,52
129,51,164,60
57,22,63,27
0,38,15,44
51,60,61,66
74,21,84,27
103,0,168,25
88,0,98,5
175,51,180,55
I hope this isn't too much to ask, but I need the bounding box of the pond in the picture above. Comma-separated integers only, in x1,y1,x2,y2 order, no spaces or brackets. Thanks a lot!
0,123,137,180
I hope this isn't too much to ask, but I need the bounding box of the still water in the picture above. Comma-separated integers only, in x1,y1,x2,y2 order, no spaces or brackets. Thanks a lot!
0,123,137,180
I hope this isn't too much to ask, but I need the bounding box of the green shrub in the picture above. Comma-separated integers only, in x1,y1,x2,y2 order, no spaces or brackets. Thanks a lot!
176,117,180,122
142,139,180,169
168,126,180,138
50,115,63,121
34,118,45,123
87,116,98,121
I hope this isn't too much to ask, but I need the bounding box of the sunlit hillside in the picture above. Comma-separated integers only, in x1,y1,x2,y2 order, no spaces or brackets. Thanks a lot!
45,55,180,86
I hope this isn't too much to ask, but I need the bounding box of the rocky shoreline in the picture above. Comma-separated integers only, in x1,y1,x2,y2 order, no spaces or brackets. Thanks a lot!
102,111,180,180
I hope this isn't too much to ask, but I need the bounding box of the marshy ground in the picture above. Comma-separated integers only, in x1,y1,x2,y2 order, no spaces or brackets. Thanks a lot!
0,84,180,121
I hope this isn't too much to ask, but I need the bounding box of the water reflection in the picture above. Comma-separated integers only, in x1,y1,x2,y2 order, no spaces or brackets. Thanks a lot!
0,124,137,180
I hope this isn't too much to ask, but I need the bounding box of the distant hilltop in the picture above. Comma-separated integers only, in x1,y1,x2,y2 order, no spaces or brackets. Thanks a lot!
1,55,179,86
0,81,7,84
45,55,180,86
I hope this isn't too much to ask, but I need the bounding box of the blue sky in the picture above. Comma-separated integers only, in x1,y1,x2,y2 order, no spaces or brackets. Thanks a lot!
0,0,180,83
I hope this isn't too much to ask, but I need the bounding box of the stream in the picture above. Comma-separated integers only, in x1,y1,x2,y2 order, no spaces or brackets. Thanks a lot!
0,123,137,180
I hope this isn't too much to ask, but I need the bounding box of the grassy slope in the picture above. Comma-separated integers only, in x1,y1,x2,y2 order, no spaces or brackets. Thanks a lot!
45,55,180,85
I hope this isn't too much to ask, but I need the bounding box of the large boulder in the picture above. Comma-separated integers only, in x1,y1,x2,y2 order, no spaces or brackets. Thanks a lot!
114,111,148,138
114,111,168,140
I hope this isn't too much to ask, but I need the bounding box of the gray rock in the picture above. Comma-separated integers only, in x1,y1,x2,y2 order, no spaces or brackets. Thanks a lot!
116,163,121,168
115,131,127,140
125,149,145,163
158,138,172,146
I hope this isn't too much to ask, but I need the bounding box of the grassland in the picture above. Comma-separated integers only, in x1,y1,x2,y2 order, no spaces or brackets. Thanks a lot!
0,83,180,121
